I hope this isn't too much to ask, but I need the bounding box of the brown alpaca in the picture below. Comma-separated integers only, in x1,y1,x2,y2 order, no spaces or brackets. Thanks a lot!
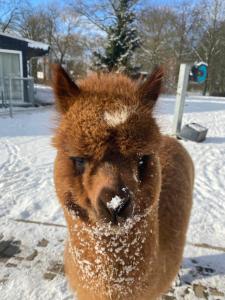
52,65,194,300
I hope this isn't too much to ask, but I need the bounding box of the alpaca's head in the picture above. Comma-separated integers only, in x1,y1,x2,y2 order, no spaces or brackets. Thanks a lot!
52,66,163,225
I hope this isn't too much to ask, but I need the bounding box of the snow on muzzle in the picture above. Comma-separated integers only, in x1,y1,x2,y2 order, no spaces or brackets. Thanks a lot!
97,186,133,224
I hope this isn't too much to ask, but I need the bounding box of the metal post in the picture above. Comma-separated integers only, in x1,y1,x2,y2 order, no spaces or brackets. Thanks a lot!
28,78,34,105
8,78,13,118
172,64,191,137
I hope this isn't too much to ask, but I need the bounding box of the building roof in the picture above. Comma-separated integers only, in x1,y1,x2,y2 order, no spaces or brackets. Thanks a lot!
0,32,49,51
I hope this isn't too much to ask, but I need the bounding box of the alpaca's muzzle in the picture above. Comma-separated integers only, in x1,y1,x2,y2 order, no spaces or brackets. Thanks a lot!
97,186,133,224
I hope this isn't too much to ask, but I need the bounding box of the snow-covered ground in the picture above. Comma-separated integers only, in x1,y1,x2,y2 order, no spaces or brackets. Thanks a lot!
0,84,53,117
0,94,225,299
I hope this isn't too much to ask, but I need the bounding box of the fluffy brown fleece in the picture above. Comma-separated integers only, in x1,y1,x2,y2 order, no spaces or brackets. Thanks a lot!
52,65,194,300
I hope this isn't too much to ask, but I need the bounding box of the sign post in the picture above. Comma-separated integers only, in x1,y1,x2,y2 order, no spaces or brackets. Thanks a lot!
172,64,191,137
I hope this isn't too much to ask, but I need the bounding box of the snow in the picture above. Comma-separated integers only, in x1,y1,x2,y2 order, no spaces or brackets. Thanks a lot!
107,196,124,211
187,122,207,132
0,94,225,299
28,41,49,51
196,61,208,67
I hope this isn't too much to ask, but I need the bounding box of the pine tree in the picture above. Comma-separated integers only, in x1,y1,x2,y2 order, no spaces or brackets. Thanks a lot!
93,0,141,74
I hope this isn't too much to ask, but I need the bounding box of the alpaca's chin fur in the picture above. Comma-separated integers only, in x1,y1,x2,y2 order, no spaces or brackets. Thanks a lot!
65,202,160,300
67,204,154,235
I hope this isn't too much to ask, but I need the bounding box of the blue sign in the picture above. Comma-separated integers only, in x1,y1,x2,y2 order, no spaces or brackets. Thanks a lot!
190,62,208,83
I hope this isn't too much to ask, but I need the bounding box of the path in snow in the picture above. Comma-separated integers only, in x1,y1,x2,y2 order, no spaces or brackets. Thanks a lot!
0,95,225,299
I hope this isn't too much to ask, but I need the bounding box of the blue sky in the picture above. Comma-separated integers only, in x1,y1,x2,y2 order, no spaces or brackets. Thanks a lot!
29,0,189,7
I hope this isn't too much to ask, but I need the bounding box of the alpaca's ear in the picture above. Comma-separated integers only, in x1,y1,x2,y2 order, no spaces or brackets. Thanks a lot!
52,64,80,113
138,66,163,107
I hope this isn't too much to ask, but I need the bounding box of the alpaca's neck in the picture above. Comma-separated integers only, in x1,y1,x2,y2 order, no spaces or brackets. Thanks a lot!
67,204,159,298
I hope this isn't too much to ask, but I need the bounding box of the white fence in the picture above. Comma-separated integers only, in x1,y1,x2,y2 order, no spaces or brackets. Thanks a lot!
0,77,34,117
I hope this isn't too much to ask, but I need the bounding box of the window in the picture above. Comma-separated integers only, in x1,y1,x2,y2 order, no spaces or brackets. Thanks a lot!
0,50,23,102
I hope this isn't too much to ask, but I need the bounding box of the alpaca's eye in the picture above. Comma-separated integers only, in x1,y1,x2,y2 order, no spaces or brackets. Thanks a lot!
138,155,150,182
70,157,86,175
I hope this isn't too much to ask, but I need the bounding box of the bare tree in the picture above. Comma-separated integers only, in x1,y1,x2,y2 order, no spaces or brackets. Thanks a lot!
172,1,203,65
136,1,211,91
0,0,27,32
19,3,88,78
193,0,225,94
137,6,176,66
45,6,80,65
19,7,49,40
70,0,141,33
135,6,177,89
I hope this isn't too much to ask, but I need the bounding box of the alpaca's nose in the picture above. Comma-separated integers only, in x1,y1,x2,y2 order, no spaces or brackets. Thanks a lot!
98,187,133,224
